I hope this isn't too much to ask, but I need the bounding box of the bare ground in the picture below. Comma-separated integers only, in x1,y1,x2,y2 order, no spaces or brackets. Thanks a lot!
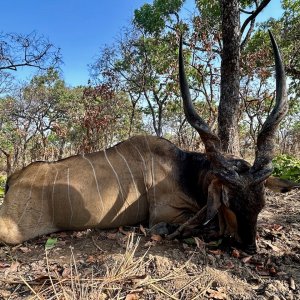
0,190,299,300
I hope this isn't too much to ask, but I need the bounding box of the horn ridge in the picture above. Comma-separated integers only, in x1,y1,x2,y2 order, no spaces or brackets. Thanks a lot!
251,31,288,174
178,34,221,153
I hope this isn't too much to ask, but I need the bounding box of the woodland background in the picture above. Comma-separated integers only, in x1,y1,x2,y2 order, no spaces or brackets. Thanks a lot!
0,1,300,298
0,0,299,186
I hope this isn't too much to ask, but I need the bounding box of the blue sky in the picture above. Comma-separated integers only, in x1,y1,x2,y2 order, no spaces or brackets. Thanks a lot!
1,0,283,87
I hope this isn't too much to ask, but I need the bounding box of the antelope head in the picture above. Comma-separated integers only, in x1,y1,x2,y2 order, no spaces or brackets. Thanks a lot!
179,31,290,254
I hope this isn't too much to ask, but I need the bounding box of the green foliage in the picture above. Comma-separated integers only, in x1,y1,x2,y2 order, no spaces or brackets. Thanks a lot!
45,237,58,250
134,0,184,34
196,0,221,22
256,0,300,95
272,154,300,183
0,175,6,198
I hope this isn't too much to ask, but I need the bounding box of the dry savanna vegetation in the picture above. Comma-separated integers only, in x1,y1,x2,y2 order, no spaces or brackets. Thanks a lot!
0,1,299,299
0,190,299,299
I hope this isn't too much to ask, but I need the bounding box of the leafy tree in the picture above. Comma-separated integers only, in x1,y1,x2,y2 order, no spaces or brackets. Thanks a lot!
0,69,69,172
0,70,139,174
0,31,61,94
134,0,274,155
239,0,300,157
248,0,300,96
91,27,181,137
79,84,137,152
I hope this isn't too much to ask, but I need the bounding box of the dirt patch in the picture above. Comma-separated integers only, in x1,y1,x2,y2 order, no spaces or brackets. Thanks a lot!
0,190,299,299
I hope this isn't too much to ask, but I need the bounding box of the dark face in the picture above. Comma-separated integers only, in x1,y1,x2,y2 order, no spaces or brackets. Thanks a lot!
179,31,288,254
221,176,266,254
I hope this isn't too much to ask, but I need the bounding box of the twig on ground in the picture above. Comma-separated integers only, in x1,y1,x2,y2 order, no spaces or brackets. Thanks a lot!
19,275,43,300
166,205,207,240
92,235,106,253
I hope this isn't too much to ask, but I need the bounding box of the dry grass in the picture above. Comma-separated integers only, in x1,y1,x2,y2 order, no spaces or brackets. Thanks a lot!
3,190,299,299
4,232,252,300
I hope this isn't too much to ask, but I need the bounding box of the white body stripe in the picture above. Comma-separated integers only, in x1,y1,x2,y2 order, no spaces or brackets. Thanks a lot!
34,168,49,235
18,165,42,225
82,154,105,218
51,169,59,225
103,149,129,221
129,141,148,192
144,136,156,220
115,147,140,218
67,168,73,225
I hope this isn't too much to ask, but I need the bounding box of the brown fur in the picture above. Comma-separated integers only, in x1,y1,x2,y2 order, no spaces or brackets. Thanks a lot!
1,135,298,246
1,136,200,244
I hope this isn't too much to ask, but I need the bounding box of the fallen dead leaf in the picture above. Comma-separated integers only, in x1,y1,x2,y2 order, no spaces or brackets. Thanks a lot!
232,249,240,258
117,235,129,248
208,249,222,255
129,288,144,294
262,240,282,252
73,232,84,238
182,243,189,250
119,226,131,236
207,288,228,299
250,259,264,267
58,240,67,246
57,232,68,238
223,261,235,269
86,255,96,263
4,261,20,276
289,277,296,290
241,256,252,263
207,239,223,247
269,266,277,276
255,266,270,276
139,224,147,236
271,224,283,231
19,247,31,253
277,271,287,276
0,289,11,298
194,237,206,249
62,267,71,278
107,233,117,240
9,261,20,272
144,241,156,247
125,293,139,300
0,262,10,268
150,234,162,242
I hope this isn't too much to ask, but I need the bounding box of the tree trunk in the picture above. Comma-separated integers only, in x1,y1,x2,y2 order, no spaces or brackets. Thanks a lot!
218,0,241,155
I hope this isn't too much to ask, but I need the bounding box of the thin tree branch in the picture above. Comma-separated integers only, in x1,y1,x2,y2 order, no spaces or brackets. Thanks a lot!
240,18,256,51
241,0,271,35
240,8,254,14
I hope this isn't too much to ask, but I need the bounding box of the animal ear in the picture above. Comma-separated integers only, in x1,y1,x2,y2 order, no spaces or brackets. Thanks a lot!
203,179,222,225
265,176,300,193
222,185,230,207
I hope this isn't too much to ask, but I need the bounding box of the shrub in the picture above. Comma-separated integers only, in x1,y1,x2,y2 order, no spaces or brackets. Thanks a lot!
272,154,300,183
0,175,6,198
